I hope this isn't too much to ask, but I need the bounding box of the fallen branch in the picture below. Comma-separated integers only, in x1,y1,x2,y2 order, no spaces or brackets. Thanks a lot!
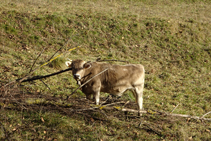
64,99,211,121
102,107,147,114
122,108,147,114
98,106,211,121
16,67,72,83
163,112,211,121
101,101,125,107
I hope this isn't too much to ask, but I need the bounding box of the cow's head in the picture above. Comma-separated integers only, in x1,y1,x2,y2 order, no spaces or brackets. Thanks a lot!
65,59,91,81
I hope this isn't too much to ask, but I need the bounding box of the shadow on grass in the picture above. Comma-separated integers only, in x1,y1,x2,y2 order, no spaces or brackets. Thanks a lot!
1,85,209,140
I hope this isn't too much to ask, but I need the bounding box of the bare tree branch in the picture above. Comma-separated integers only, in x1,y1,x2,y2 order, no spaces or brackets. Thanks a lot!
3,35,77,88
170,103,180,114
29,46,47,73
47,38,71,61
201,111,211,119
40,79,51,90
17,68,72,83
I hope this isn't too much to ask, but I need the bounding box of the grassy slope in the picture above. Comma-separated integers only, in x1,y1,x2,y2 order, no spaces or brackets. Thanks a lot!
0,0,211,140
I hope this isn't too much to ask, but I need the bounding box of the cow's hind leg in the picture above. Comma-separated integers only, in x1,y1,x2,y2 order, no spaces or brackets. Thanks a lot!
134,84,144,116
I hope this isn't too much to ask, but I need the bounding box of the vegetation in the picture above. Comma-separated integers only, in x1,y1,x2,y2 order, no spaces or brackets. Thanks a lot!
0,0,211,140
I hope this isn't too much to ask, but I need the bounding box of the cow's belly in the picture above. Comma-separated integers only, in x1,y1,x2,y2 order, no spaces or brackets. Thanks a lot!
102,86,133,96
82,85,95,94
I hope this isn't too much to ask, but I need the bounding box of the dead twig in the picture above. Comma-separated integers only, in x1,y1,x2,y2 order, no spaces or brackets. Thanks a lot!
166,113,211,121
123,101,130,107
3,36,76,88
170,103,179,114
101,101,125,106
68,101,125,112
29,46,47,73
40,79,51,90
160,111,211,121
0,121,8,140
102,106,147,114
4,85,27,110
96,58,129,64
99,109,109,119
140,121,163,137
76,112,108,122
66,68,108,100
47,37,72,61
121,108,147,114
100,95,111,105
201,111,211,119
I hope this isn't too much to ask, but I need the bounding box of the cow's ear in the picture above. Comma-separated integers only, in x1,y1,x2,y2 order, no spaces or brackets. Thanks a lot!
65,60,72,68
83,63,91,69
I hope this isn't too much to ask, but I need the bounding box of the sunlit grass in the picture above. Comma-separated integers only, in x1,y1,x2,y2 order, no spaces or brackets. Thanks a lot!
0,0,211,140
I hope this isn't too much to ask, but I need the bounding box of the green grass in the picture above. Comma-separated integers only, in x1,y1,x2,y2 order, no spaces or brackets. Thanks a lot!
0,0,211,140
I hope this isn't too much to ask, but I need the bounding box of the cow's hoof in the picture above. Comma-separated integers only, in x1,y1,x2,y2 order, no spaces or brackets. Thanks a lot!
138,113,142,117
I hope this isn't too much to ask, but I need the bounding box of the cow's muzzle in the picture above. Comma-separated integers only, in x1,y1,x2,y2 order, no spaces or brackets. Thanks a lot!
74,74,81,79
74,74,81,85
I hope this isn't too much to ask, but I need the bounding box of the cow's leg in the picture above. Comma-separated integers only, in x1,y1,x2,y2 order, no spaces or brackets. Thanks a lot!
94,91,100,105
134,84,144,116
86,94,92,100
92,82,101,105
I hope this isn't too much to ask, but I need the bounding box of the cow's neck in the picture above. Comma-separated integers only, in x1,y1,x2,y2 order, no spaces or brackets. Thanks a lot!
80,72,92,84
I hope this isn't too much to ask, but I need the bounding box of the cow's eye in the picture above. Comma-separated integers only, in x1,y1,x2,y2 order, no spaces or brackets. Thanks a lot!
74,68,83,73
79,67,84,70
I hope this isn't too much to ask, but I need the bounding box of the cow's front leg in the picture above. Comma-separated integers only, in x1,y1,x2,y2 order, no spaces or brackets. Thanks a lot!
92,82,101,105
135,84,144,116
94,91,100,105
86,94,92,100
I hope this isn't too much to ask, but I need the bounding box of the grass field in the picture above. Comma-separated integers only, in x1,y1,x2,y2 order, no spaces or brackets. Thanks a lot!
0,0,211,140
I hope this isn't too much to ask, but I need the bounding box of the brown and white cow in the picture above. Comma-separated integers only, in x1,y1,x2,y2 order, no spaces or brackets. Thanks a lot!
65,59,145,113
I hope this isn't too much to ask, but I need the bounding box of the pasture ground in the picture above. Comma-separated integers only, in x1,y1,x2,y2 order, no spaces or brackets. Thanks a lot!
0,0,211,140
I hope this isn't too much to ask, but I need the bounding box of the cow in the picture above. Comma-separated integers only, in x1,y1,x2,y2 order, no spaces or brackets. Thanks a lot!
65,59,145,115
